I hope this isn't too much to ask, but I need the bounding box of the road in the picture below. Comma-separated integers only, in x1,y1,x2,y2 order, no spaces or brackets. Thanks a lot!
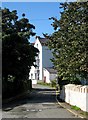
2,84,80,118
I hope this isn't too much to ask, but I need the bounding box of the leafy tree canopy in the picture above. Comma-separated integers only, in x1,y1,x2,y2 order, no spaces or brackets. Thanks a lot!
44,2,88,83
2,8,39,82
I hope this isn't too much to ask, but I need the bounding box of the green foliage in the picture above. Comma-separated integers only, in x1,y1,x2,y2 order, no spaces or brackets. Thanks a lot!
2,79,32,99
2,8,38,98
71,105,81,111
37,81,51,87
51,80,56,87
44,2,88,83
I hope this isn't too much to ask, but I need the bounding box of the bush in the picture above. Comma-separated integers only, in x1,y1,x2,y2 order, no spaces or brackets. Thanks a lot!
51,80,56,87
2,79,32,99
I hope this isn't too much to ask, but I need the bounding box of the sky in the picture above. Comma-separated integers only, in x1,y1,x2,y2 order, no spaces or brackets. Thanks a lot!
2,2,61,43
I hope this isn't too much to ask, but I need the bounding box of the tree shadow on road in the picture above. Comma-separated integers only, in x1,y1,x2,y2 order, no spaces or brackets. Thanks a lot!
2,87,57,111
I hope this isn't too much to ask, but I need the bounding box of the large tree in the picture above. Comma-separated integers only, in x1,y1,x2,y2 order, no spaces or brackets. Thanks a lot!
2,8,38,90
44,2,88,84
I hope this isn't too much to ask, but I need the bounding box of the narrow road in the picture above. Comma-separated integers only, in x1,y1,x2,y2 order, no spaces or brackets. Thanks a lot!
2,84,79,118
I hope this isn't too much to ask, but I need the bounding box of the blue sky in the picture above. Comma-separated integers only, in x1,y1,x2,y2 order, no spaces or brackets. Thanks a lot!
2,2,61,42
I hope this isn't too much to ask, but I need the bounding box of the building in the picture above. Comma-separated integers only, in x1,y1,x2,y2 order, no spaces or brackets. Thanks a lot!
29,36,55,82
43,67,57,83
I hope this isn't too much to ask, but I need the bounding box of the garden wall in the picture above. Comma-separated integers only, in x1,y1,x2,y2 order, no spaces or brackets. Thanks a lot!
60,84,88,112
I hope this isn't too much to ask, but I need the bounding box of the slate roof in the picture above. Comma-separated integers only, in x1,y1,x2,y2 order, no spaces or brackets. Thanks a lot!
31,43,35,46
36,36,48,45
44,67,57,74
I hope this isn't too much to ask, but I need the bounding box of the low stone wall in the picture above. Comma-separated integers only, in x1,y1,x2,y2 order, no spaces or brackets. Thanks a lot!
60,84,88,112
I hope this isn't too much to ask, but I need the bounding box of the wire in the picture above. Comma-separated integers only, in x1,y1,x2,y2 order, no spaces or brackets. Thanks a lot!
30,18,50,21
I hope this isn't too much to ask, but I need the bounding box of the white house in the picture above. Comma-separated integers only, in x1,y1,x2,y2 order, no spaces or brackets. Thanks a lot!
29,36,55,82
43,67,57,83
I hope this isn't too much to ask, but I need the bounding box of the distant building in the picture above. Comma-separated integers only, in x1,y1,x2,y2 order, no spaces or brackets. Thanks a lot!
43,67,57,83
29,36,56,82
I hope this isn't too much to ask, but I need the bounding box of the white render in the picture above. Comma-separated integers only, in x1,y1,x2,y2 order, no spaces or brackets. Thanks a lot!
43,68,50,83
43,68,57,83
29,36,54,81
60,84,88,112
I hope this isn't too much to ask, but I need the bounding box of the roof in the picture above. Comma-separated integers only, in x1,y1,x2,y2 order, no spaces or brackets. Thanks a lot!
44,67,57,74
31,43,35,46
36,36,48,46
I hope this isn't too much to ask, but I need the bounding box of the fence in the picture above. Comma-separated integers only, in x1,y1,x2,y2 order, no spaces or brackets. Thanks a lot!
60,84,88,112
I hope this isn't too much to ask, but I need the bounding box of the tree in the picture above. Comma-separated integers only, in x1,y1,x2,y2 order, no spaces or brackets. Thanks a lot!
44,2,88,84
2,8,39,97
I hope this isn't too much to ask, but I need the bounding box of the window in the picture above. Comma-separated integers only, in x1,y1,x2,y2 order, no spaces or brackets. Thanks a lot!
31,74,33,79
36,59,40,66
35,73,37,80
37,70,40,80
37,44,38,48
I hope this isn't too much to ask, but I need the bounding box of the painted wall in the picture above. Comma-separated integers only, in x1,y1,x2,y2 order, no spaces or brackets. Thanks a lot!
34,38,43,80
60,84,88,112
29,37,54,81
29,38,43,80
29,66,35,80
43,68,50,83
43,68,57,83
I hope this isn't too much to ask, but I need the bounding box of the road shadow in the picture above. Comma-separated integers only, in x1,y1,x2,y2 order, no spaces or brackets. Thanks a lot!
2,86,57,111
33,88,55,91
56,94,65,103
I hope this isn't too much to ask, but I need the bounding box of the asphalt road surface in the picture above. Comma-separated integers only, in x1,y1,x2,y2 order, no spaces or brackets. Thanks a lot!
2,84,80,118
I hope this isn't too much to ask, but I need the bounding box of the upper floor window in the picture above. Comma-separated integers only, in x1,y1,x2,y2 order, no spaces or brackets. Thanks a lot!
36,59,40,66
37,44,38,48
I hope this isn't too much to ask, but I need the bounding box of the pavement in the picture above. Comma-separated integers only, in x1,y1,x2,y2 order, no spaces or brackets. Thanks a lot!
56,90,88,120
33,84,88,119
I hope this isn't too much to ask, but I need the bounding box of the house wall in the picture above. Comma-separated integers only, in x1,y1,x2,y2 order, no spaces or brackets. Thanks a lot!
43,69,50,83
29,66,35,80
29,38,42,80
29,37,54,81
60,84,88,112
34,38,43,80
43,68,57,83
50,74,57,81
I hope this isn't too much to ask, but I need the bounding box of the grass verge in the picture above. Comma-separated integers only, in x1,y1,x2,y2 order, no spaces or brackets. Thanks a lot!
80,111,88,116
71,105,81,111
37,81,51,87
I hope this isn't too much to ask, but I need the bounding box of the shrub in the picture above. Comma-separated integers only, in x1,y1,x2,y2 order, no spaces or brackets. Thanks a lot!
51,80,56,87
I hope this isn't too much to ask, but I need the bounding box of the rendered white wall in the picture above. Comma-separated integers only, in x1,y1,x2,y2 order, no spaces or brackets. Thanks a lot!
60,84,88,112
34,38,43,80
43,68,57,83
29,66,35,80
43,69,50,83
29,38,42,80
29,38,54,81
